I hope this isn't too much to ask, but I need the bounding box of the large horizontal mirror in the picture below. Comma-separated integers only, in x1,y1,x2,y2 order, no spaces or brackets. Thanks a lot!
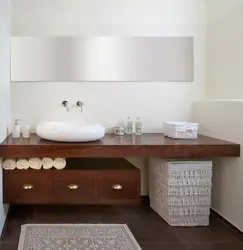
11,37,194,82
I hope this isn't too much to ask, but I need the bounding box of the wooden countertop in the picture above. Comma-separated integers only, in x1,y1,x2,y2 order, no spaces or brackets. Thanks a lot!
0,133,240,158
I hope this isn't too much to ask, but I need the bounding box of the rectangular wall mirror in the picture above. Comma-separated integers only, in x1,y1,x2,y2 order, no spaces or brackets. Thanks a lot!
11,37,194,82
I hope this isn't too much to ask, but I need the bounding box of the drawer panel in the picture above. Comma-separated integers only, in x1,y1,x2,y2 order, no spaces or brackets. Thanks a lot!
52,171,97,204
3,159,141,205
98,171,140,204
3,170,52,204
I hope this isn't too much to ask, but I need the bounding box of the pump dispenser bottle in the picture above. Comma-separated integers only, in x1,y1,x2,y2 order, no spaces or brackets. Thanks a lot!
12,119,21,138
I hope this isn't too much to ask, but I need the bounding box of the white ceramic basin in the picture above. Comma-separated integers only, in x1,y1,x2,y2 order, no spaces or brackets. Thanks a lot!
36,122,105,142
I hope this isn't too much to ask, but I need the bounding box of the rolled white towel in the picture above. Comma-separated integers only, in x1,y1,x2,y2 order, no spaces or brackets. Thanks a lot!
42,158,54,170
53,158,66,170
16,158,29,170
29,157,42,170
3,158,16,170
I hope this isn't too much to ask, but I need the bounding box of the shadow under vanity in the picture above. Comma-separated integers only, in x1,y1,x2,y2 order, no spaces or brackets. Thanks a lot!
0,133,240,205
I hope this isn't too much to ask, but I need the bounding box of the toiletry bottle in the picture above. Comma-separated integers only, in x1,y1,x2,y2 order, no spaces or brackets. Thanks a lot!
126,117,133,134
22,125,31,138
12,119,21,138
135,116,142,135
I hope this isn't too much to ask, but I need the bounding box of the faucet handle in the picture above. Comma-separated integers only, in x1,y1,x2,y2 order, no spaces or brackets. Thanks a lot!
77,101,84,112
62,100,69,111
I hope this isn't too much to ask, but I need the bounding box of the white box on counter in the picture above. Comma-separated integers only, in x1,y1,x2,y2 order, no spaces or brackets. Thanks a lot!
164,122,199,139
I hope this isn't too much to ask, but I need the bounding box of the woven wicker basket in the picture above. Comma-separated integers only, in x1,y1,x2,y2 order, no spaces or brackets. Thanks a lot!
149,158,212,227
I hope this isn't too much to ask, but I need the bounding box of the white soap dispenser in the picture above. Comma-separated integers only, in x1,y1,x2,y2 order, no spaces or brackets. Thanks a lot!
12,119,21,138
135,116,142,135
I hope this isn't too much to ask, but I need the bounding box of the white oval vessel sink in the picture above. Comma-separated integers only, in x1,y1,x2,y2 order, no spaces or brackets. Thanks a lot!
36,122,105,142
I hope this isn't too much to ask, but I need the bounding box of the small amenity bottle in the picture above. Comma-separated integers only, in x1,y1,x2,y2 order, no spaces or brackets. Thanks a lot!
135,117,143,135
12,119,21,138
22,125,31,138
126,117,133,134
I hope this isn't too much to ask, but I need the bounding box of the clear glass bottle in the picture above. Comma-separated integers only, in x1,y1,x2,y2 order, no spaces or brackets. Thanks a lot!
135,116,142,135
126,116,133,134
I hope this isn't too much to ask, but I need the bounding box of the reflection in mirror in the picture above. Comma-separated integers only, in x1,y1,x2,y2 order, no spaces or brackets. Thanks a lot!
11,37,194,82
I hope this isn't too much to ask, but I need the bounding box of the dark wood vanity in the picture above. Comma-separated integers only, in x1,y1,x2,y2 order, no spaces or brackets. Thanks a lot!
3,158,141,205
0,133,240,158
0,133,240,205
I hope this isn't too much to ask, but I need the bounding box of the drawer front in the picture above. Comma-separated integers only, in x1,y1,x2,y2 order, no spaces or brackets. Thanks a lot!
53,171,97,204
98,171,140,204
3,170,52,204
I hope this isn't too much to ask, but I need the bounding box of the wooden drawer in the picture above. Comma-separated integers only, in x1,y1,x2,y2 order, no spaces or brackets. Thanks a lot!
52,171,97,204
3,159,141,205
97,170,140,204
3,170,52,204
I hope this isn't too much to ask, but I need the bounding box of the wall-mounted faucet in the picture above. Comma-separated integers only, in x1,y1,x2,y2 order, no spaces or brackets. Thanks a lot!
62,100,69,111
62,100,83,112
77,101,84,112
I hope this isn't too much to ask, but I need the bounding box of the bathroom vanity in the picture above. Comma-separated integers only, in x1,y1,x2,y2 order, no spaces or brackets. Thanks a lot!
0,133,239,158
3,158,141,205
0,133,240,205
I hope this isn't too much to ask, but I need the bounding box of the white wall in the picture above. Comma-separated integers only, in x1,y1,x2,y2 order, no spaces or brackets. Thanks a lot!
11,0,207,196
0,0,11,234
193,101,243,232
11,0,207,132
207,0,243,99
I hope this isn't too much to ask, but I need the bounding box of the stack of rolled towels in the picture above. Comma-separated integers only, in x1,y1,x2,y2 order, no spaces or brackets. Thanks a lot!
1,158,66,170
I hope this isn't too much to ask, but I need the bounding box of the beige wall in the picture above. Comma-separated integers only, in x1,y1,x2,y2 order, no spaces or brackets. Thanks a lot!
207,0,243,99
193,101,243,232
194,0,243,232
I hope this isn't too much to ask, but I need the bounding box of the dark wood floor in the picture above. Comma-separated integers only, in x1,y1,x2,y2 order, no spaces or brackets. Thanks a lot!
1,201,243,250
